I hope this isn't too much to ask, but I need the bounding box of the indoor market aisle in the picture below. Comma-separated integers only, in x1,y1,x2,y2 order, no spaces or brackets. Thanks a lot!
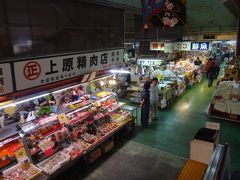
132,77,240,171
58,78,240,180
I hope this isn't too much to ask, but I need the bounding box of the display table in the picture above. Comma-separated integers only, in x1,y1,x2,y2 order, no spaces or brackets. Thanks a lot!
122,105,139,126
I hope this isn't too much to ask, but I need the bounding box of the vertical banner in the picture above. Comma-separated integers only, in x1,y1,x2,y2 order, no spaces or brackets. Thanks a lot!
0,64,13,95
142,0,186,28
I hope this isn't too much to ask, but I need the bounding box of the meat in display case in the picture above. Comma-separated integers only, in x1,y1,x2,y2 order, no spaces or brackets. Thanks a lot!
0,135,24,173
19,115,71,164
0,90,133,178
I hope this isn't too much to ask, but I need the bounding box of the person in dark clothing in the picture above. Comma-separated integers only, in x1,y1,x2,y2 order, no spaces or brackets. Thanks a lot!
208,63,216,87
194,57,202,66
140,81,151,128
206,58,214,78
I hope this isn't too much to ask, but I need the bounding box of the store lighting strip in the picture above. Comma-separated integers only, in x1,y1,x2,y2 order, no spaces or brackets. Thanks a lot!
52,82,88,94
90,74,115,83
15,93,50,105
67,103,93,116
0,93,50,110
110,70,130,74
0,103,16,110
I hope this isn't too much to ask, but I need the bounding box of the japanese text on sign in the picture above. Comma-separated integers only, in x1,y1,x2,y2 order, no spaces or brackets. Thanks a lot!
0,64,13,95
14,49,124,91
191,42,210,51
150,42,165,51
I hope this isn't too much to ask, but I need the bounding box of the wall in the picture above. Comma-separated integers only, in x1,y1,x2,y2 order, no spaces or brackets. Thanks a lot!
0,0,124,61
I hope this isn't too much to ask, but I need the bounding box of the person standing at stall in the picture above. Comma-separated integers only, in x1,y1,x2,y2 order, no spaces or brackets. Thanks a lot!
150,78,159,121
140,81,151,128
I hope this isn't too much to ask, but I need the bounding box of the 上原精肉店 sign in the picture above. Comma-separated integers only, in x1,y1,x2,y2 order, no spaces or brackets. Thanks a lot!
14,49,124,91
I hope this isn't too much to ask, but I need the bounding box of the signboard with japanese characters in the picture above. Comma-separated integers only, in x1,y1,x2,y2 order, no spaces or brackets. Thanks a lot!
150,42,165,51
164,43,174,53
174,42,191,51
0,63,13,95
14,49,124,91
191,42,211,51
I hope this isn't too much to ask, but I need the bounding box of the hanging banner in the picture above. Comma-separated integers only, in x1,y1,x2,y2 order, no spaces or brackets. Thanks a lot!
0,63,13,95
142,0,186,28
191,42,210,51
150,42,165,51
14,49,124,91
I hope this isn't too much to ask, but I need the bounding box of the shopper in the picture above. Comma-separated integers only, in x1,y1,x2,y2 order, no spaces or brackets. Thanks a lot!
150,78,159,121
194,57,202,66
140,81,151,128
208,62,216,87
214,58,221,79
205,58,214,78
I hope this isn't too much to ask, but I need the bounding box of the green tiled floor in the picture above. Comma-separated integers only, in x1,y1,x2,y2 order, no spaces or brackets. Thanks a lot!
131,78,240,171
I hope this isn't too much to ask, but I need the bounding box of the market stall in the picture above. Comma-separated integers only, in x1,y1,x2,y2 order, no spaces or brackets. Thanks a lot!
208,81,240,122
123,55,203,108
0,78,133,179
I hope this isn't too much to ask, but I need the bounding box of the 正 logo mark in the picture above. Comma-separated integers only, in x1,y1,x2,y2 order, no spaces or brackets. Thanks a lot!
24,61,41,80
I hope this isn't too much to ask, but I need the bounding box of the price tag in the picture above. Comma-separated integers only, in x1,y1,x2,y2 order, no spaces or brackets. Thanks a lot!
15,148,28,162
58,113,69,124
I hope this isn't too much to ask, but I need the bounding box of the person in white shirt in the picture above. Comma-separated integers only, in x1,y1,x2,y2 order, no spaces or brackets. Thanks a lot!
150,78,159,121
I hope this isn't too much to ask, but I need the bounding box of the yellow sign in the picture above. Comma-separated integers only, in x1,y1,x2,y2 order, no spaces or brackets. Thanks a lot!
58,113,69,124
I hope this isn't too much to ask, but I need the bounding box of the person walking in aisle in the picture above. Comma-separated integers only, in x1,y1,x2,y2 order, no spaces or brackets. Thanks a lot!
206,58,214,78
214,57,221,79
140,81,151,128
208,62,216,87
150,78,159,121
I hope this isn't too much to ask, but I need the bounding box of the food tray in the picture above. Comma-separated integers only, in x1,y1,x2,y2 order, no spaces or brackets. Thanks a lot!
3,163,42,180
37,152,70,175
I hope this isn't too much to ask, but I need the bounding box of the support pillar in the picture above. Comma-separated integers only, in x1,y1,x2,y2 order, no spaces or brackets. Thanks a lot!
236,4,240,56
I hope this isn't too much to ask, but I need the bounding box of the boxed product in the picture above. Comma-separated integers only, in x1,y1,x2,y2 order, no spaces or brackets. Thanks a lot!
3,161,42,180
37,152,70,175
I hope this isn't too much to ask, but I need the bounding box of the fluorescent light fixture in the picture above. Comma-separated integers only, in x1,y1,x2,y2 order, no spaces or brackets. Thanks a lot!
67,103,92,116
15,93,50,105
110,70,130,74
90,74,115,83
138,59,163,62
0,103,16,111
100,81,105,86
52,82,88,94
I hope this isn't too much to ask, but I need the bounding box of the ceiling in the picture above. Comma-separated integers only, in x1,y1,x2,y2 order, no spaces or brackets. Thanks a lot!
118,0,238,41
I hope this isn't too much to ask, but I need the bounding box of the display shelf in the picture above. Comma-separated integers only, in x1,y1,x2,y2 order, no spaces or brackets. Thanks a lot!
0,90,133,179
207,114,240,124
3,162,43,180
107,102,125,113
20,115,59,134
61,99,93,116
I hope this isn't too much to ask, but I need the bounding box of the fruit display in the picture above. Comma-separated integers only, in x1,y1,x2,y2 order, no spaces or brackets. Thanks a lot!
37,152,70,175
